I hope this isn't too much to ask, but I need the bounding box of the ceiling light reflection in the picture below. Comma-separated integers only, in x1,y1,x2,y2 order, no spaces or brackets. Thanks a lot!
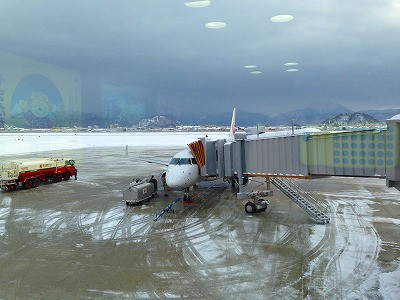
205,22,227,29
270,15,294,23
184,1,210,8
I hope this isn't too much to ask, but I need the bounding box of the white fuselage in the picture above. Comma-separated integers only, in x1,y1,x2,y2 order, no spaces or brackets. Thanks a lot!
165,149,203,191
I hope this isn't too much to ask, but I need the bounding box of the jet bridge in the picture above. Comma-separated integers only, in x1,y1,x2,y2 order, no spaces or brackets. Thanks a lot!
195,116,400,219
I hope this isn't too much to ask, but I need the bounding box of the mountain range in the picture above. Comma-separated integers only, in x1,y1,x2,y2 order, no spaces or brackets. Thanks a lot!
178,105,400,126
80,105,400,128
137,116,180,128
321,112,380,127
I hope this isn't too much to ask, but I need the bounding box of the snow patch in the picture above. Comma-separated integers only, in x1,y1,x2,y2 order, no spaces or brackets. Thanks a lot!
0,207,10,236
1,197,12,207
309,224,325,248
387,114,400,120
372,217,400,226
87,289,130,297
379,265,400,299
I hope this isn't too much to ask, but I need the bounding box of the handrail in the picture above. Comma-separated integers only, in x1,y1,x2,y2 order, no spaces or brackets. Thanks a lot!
271,177,330,224
278,178,329,212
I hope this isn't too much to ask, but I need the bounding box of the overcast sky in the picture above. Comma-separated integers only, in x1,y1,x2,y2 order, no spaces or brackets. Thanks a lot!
1,0,399,115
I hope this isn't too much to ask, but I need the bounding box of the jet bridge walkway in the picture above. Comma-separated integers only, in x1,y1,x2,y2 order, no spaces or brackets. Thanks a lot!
199,115,400,190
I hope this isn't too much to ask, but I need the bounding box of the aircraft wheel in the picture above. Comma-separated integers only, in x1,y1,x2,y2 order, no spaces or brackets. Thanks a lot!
33,178,41,188
24,179,33,189
245,201,257,214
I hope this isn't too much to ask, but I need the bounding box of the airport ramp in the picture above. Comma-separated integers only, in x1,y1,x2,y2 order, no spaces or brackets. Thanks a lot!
271,178,330,224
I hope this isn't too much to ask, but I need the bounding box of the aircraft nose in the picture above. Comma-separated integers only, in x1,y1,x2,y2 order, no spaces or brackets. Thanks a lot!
166,176,180,190
166,171,192,190
166,172,180,190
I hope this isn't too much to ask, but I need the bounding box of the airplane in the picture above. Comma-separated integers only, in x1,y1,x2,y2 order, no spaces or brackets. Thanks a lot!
139,108,320,202
138,108,237,201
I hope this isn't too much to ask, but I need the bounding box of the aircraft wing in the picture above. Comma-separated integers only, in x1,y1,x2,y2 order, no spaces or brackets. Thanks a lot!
135,157,169,166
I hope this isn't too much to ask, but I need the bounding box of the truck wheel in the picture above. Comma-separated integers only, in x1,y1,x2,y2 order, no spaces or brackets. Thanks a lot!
64,173,71,180
24,180,33,189
33,178,41,188
55,174,62,182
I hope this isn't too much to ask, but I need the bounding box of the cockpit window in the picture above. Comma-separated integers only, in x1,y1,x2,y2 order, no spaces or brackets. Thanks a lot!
169,158,192,165
180,158,191,164
170,158,180,165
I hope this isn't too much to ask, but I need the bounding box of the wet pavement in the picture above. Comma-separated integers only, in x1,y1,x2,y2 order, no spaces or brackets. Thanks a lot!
0,146,399,299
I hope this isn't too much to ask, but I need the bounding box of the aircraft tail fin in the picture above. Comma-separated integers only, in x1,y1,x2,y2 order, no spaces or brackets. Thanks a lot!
229,108,236,140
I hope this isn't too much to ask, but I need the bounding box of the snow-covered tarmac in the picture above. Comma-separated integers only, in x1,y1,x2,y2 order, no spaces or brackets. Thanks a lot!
0,132,399,299
0,131,228,156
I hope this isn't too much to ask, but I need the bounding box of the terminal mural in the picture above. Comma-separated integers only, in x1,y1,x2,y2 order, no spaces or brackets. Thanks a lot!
0,51,81,128
0,75,5,128
10,74,65,128
0,51,147,129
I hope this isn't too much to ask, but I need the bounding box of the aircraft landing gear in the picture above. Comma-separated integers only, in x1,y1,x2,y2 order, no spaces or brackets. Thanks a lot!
183,194,192,202
183,187,192,203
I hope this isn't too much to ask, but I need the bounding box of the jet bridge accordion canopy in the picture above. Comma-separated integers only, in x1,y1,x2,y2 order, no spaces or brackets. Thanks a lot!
188,140,206,169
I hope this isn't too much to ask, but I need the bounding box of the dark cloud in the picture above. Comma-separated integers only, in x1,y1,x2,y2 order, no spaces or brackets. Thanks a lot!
0,0,399,115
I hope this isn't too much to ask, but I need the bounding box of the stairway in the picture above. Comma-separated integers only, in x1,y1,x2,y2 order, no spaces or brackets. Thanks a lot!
271,178,330,224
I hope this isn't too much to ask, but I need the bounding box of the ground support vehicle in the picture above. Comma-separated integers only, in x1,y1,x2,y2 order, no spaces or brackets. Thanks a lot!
123,177,158,205
0,158,77,190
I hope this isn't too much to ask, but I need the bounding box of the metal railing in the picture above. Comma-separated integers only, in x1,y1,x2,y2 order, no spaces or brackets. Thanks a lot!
279,178,330,213
271,177,330,224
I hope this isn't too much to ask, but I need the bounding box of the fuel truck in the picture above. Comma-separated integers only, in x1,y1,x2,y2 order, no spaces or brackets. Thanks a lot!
0,158,77,190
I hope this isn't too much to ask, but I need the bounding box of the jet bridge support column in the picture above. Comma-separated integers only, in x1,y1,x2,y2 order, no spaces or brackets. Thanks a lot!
386,115,400,190
265,177,271,191
235,139,247,200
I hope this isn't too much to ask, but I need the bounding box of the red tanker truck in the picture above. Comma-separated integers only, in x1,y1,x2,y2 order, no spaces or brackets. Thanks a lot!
0,158,77,190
